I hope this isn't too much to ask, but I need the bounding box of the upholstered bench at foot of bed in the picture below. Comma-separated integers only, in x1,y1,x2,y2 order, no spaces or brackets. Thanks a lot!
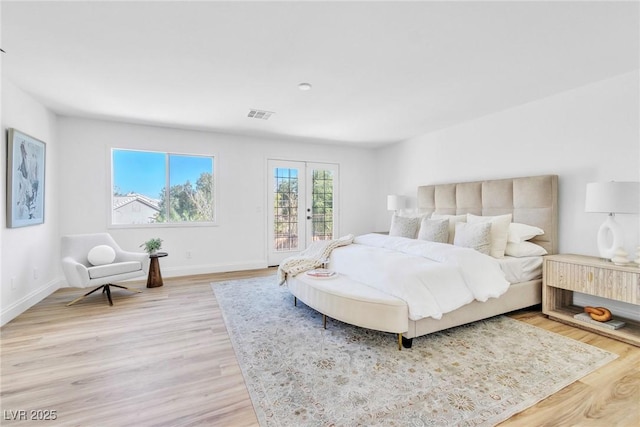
287,273,409,350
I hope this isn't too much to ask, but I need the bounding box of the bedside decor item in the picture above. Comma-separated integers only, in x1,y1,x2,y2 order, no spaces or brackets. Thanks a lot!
140,237,163,254
584,306,612,322
386,194,405,213
585,181,640,259
6,128,46,228
611,247,630,265
573,312,626,330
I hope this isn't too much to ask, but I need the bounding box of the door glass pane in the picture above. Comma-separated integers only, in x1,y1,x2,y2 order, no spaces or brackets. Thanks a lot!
273,168,299,251
311,169,334,241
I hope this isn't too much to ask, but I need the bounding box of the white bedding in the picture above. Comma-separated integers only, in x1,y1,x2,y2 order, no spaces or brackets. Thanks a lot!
496,256,543,283
327,234,510,321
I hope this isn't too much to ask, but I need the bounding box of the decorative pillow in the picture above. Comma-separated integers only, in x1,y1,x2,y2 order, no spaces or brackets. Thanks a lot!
505,241,548,257
389,213,421,238
467,213,512,258
453,222,492,255
417,218,449,243
87,245,116,266
430,213,466,244
507,222,545,243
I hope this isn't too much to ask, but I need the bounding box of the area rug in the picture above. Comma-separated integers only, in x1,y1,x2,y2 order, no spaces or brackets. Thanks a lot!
212,276,617,427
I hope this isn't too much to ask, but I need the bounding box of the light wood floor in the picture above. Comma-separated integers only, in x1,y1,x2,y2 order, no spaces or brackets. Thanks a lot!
1,269,638,426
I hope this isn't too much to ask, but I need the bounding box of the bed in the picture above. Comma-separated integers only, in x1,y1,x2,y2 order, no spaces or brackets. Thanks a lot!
286,175,558,348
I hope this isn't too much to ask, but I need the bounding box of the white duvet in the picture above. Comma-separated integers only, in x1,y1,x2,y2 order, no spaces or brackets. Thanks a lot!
327,233,510,321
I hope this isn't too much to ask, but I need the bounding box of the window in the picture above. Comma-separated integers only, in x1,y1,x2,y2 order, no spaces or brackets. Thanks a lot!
111,149,215,226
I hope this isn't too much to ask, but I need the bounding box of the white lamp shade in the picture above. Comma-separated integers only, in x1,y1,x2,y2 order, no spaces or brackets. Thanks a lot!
585,182,640,214
387,195,405,211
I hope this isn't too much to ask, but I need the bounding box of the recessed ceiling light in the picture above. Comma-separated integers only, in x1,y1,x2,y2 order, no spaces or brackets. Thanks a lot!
298,82,312,91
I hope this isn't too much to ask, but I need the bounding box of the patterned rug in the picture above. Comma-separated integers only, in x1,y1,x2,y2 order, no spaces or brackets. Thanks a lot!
211,276,617,427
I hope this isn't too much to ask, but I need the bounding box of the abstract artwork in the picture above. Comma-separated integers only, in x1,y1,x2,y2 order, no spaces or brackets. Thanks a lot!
7,128,46,228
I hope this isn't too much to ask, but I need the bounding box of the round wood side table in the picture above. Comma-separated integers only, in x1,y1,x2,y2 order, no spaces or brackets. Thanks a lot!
147,251,168,288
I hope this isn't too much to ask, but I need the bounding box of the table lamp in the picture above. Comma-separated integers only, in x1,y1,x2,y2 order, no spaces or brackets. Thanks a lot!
585,181,640,259
387,195,406,214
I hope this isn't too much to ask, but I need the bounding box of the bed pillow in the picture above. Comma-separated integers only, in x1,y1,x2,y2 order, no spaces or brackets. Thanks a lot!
417,218,449,243
453,222,491,255
389,213,421,238
467,213,512,259
507,222,545,243
505,241,548,257
87,245,116,266
430,213,466,244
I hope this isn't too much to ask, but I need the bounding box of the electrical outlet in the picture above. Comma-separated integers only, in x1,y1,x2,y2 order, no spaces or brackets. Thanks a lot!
11,277,16,290
186,251,192,259
33,268,39,280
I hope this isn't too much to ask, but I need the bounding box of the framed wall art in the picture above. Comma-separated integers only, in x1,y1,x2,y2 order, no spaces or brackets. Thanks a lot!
6,128,46,228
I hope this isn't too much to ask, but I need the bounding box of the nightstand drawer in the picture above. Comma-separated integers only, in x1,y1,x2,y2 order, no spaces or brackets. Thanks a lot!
545,260,639,304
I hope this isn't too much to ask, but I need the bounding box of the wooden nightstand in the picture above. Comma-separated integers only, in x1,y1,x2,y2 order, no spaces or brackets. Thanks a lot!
543,254,640,347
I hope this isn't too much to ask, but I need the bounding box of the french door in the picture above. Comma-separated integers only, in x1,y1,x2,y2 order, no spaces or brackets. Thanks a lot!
267,159,339,266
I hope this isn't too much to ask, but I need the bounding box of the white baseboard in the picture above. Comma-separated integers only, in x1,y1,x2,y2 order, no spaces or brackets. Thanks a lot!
1,278,63,327
573,293,640,322
156,260,269,279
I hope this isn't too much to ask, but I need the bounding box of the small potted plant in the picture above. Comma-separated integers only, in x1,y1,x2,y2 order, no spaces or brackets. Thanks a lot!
140,237,163,255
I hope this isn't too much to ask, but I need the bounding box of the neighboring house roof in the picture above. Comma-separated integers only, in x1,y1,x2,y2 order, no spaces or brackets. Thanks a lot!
113,193,161,211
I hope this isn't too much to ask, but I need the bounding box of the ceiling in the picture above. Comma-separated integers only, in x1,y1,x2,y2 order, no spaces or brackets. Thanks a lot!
2,1,638,147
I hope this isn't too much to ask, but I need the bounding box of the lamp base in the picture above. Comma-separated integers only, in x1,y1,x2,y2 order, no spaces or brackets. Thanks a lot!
597,214,624,259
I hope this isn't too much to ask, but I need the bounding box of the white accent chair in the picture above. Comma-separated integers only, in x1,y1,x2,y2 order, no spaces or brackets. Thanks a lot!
61,233,150,306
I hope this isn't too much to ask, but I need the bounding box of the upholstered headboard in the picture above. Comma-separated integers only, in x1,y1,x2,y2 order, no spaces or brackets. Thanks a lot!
417,175,558,254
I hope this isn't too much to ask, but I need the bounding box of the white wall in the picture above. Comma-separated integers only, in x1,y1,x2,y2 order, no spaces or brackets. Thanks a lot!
374,71,639,256
57,117,377,277
1,79,60,325
374,71,640,319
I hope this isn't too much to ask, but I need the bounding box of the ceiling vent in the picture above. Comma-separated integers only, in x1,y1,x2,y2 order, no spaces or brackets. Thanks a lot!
248,109,274,120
